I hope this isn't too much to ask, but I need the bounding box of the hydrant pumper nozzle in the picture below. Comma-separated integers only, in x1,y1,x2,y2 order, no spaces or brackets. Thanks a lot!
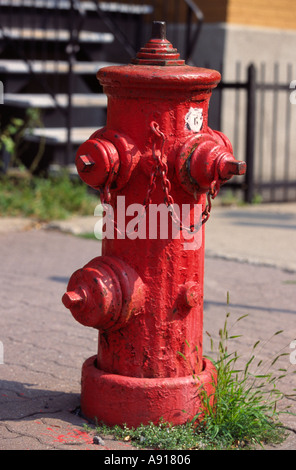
62,20,246,428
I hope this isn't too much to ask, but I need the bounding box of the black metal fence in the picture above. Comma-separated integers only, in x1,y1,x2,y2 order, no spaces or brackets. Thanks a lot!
210,62,296,203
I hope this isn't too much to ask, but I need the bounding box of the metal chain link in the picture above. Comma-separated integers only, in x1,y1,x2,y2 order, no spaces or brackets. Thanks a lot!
99,121,218,237
150,121,217,233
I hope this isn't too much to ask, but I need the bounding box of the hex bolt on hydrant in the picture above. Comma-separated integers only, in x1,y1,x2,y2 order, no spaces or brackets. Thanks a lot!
62,21,246,428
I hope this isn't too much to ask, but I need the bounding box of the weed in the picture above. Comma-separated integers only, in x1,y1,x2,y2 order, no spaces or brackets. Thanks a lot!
77,232,98,240
92,293,295,450
194,293,294,448
0,172,99,221
219,188,245,207
93,419,204,450
0,108,45,174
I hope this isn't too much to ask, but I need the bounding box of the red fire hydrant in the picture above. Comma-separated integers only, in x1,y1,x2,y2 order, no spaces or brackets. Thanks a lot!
62,22,246,428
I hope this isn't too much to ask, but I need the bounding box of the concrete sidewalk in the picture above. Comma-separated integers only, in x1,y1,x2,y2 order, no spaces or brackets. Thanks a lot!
0,202,295,450
205,202,296,273
43,201,296,273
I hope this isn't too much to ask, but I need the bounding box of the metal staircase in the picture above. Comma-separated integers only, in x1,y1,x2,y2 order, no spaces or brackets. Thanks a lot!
0,0,203,173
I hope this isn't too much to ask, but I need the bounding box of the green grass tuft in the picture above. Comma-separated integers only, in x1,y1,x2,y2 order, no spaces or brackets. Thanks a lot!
92,294,294,450
0,172,99,221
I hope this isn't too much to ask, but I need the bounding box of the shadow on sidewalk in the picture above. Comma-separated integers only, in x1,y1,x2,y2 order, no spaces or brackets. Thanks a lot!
204,300,296,316
0,379,83,425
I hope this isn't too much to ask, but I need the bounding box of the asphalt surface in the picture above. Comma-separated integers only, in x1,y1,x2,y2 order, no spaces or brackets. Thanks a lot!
0,202,296,451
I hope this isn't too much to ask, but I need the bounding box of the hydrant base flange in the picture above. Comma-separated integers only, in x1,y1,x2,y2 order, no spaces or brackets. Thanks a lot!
80,355,217,428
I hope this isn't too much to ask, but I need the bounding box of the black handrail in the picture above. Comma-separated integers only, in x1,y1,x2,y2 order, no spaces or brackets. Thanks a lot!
183,0,204,63
94,2,138,58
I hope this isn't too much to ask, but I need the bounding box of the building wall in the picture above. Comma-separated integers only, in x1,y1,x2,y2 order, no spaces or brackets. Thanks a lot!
183,0,296,30
226,0,296,30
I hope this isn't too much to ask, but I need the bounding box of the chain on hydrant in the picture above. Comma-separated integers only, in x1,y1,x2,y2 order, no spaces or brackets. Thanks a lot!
62,21,246,428
146,120,215,233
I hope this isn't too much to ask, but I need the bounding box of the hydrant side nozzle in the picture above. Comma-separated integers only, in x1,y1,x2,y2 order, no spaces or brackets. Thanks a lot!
76,154,95,173
63,257,144,332
184,133,247,193
81,128,140,193
62,264,122,330
75,138,120,190
218,157,247,180
62,289,85,309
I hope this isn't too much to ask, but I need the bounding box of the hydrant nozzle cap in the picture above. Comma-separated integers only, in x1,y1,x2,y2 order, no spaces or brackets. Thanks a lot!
131,20,185,66
62,290,85,309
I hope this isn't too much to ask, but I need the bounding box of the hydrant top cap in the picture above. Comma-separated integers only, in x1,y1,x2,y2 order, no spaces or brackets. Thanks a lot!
131,21,185,66
97,21,221,90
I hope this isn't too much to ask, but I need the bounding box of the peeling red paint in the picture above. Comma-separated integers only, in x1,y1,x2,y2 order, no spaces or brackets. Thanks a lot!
43,427,95,448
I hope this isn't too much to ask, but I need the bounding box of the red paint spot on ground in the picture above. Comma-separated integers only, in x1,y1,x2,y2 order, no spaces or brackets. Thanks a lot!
42,427,96,449
54,429,93,444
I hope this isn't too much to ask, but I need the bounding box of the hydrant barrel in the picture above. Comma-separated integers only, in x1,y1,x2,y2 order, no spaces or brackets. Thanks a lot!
62,21,246,428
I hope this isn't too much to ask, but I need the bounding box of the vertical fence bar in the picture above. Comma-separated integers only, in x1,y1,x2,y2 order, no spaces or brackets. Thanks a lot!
284,63,292,201
257,63,266,188
245,63,256,203
270,62,279,201
232,61,241,156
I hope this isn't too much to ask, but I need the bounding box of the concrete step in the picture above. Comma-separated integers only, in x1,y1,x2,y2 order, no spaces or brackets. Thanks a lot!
0,59,119,75
0,28,114,45
96,1,153,15
0,0,153,15
25,126,100,145
3,93,107,109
